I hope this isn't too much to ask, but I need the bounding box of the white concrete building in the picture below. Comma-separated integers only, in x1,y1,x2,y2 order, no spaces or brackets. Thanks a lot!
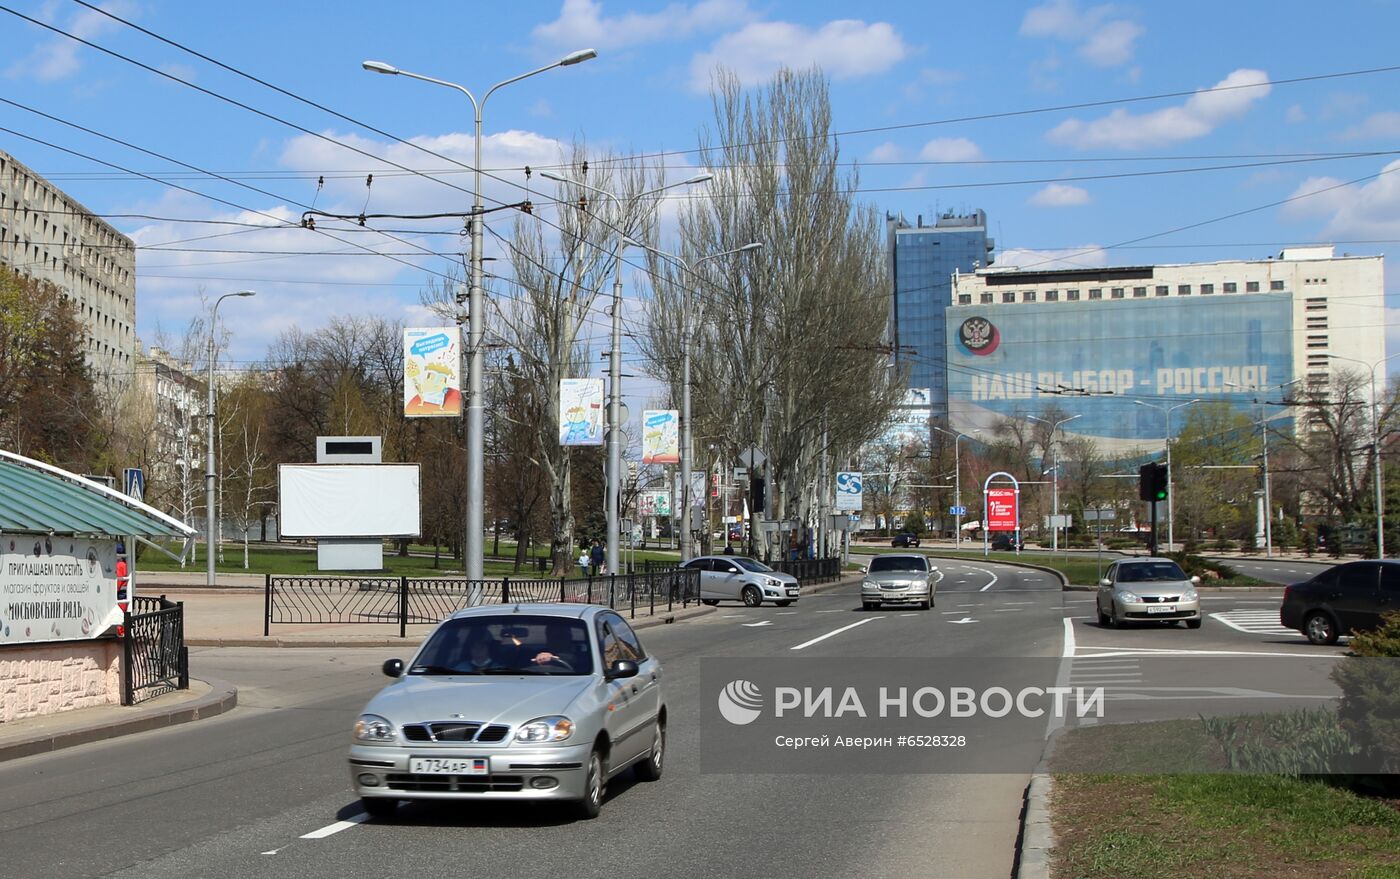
0,148,137,390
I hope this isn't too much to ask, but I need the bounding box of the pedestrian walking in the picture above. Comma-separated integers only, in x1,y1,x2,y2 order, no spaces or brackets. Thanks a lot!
577,548,590,573
589,540,605,576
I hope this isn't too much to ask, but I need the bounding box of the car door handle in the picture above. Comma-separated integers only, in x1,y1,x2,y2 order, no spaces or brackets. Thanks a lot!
630,685,639,695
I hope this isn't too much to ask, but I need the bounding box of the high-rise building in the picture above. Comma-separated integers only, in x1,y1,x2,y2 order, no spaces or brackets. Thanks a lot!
0,148,136,391
132,344,204,518
887,210,995,420
945,245,1385,455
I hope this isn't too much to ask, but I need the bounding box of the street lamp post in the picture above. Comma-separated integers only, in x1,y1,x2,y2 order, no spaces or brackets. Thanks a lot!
1328,352,1400,558
932,426,979,547
1226,379,1300,558
622,238,762,561
1133,398,1201,552
538,171,713,574
363,49,596,582
206,290,254,586
1027,414,1081,552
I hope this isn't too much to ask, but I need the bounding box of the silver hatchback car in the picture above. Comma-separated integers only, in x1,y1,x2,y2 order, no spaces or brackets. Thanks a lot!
349,604,665,820
683,555,801,606
1096,558,1202,628
861,553,936,610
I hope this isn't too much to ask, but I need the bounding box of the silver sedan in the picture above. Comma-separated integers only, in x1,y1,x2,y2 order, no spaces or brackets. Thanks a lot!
861,553,936,610
1096,558,1202,628
349,604,665,820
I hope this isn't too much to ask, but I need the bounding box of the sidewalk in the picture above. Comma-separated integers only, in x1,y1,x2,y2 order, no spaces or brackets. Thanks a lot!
0,573,861,762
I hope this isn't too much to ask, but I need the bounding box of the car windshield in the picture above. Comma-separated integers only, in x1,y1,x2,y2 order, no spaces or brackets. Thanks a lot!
1116,562,1188,583
410,615,593,676
731,557,773,573
869,556,927,573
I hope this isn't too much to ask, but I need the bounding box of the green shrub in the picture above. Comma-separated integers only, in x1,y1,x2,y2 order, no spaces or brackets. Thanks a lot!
1165,551,1237,581
1202,709,1360,775
1332,613,1400,777
1212,536,1236,552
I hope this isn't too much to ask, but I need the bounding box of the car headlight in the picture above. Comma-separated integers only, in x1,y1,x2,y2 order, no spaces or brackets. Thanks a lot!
515,715,574,743
1118,590,1142,603
353,714,396,744
862,580,877,591
1181,587,1198,601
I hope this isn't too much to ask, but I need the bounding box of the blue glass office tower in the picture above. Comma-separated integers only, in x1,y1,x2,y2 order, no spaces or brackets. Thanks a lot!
887,210,995,420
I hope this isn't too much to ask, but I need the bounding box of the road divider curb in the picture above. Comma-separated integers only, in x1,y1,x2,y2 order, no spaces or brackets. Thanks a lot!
0,677,238,763
1015,773,1055,879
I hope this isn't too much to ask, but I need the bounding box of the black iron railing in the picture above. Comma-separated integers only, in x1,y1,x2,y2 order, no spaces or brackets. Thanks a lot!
123,595,188,705
770,557,842,584
265,569,701,637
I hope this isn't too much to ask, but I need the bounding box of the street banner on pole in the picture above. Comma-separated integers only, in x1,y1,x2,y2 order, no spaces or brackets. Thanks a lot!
834,472,863,511
641,409,680,464
403,328,462,417
559,378,605,446
987,488,1018,531
638,491,672,518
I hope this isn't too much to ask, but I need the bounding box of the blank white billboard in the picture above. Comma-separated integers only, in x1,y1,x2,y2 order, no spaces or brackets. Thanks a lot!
278,464,421,538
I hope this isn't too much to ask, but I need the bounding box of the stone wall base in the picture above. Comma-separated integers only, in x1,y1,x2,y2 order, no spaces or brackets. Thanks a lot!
0,639,122,723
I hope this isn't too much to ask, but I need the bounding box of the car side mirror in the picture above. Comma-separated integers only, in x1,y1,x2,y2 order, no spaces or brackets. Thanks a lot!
1190,575,1201,585
382,658,404,678
606,659,639,680
1098,579,1112,588
860,565,868,574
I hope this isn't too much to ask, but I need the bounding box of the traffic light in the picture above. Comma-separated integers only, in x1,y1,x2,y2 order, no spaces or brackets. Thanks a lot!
1138,462,1168,502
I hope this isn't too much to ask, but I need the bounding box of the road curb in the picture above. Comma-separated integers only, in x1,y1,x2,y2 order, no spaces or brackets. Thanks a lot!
0,677,238,763
1015,773,1055,879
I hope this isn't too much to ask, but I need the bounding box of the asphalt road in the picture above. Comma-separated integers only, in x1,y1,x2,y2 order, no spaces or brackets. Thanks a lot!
1217,556,1334,584
0,559,1344,879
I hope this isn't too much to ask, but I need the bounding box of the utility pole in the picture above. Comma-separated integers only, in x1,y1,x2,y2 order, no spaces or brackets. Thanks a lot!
1028,414,1080,553
206,291,254,586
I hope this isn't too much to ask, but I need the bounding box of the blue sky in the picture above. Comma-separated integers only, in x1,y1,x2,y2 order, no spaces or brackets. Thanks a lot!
4,0,1400,392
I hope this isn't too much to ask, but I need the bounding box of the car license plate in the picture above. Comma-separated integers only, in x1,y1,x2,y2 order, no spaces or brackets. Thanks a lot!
410,756,489,775
787,588,799,596
1146,605,1176,614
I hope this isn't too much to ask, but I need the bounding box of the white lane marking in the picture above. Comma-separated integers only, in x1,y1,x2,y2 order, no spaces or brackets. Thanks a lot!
1073,647,1342,659
720,614,744,618
941,611,966,615
957,603,980,608
969,566,999,592
742,620,773,628
776,611,798,615
300,815,369,839
901,613,921,617
1002,601,1037,605
1210,610,1295,636
993,608,1022,612
948,617,978,624
790,618,877,650
815,609,846,614
1063,617,1076,658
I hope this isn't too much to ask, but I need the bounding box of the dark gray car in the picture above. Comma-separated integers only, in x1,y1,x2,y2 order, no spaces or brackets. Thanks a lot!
349,604,665,820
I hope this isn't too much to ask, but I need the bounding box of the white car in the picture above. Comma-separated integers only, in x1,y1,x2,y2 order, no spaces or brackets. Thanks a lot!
861,553,935,610
681,555,801,607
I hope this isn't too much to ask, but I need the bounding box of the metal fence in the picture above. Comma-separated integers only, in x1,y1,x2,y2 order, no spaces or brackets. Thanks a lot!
265,569,701,637
641,556,843,584
122,595,188,705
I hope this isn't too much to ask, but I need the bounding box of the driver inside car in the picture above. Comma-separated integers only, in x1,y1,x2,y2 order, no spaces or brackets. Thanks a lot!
529,624,577,669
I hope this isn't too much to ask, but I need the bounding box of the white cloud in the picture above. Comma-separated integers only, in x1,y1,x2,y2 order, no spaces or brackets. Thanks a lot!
1285,103,1307,124
689,18,908,91
532,0,753,50
919,137,982,162
1020,0,1143,67
1341,111,1400,141
1047,68,1271,150
996,245,1109,271
6,1,135,82
1029,183,1090,207
868,142,903,162
1286,159,1400,240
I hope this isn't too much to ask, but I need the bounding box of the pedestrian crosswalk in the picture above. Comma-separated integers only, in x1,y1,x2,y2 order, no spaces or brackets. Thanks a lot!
1067,656,1142,687
1209,609,1296,637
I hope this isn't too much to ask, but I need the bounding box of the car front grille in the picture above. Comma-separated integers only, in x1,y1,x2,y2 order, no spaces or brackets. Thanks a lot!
1140,595,1181,603
385,773,525,793
402,722,511,743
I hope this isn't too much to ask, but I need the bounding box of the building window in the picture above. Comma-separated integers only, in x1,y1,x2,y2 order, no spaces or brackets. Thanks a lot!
1201,283,1214,294
1023,291,1037,302
981,293,993,304
1270,280,1285,291
1002,291,1016,303
1066,289,1080,301
1156,285,1169,296
1246,281,1259,292
1133,286,1147,297
1223,282,1237,293
1110,287,1125,299
1178,284,1191,295
958,294,971,305
1088,288,1103,300
1045,290,1059,302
